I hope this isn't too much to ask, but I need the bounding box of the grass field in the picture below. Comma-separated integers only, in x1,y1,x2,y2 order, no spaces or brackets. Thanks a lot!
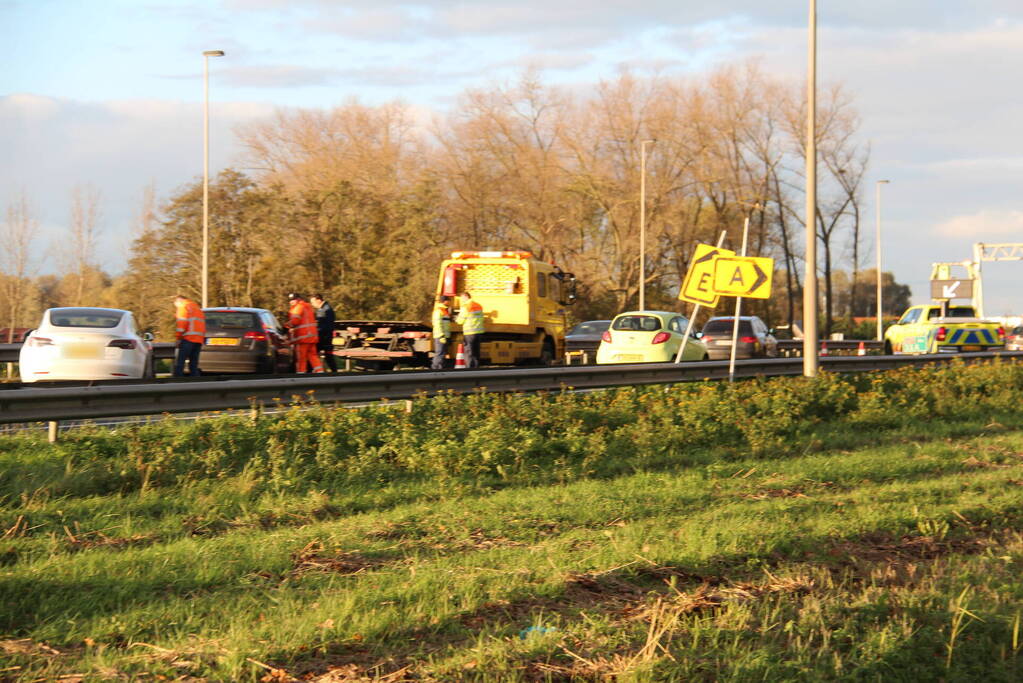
1,362,1023,681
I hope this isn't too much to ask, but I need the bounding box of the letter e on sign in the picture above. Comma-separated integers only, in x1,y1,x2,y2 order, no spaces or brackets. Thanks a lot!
679,243,736,306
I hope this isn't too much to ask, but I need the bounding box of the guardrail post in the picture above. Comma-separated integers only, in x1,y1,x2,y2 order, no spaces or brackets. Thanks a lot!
405,400,413,413
47,421,59,443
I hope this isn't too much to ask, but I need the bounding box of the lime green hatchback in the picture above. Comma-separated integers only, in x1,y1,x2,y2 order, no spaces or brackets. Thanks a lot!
596,311,709,364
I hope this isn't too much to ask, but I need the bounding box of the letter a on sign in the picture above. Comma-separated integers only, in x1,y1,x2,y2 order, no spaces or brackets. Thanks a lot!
679,243,736,306
711,256,774,299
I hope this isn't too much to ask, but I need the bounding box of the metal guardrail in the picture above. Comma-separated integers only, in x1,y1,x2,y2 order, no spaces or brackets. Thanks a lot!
777,339,884,355
0,342,177,363
0,351,1020,425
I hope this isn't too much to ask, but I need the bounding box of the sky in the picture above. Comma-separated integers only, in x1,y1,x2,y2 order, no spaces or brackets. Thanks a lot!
2,0,1022,316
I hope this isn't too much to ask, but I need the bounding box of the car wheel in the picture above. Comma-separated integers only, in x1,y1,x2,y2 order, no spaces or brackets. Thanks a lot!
884,340,893,355
259,354,277,375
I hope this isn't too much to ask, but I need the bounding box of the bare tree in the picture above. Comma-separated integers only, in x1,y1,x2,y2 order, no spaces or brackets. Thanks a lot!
64,184,102,306
1,192,37,343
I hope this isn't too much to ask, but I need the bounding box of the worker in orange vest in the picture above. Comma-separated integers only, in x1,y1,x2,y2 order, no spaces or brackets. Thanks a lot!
287,292,324,374
173,294,205,376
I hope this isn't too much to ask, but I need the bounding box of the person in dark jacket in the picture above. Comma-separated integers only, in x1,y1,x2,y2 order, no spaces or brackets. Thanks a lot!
309,294,338,372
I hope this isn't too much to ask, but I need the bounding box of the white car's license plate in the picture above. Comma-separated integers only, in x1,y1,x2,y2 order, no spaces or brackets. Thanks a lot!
63,343,102,359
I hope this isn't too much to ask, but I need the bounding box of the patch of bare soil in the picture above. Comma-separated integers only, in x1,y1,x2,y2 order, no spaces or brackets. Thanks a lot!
289,541,386,577
62,528,156,552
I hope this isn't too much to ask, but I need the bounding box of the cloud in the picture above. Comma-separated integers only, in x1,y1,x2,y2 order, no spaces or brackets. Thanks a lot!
0,94,274,274
219,64,343,88
936,210,1023,238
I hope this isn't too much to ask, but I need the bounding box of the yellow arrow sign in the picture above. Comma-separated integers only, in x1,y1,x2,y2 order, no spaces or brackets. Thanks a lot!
711,256,774,299
679,243,736,306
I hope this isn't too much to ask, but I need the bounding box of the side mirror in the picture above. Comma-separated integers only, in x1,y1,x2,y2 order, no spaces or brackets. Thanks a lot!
768,328,775,335
695,331,703,339
143,332,154,342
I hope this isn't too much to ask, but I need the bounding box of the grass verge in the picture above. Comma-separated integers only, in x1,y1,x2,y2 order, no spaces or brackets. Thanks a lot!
1,361,1022,680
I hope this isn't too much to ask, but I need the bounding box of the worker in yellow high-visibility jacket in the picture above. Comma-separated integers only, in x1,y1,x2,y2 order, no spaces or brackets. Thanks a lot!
431,295,452,370
456,291,484,368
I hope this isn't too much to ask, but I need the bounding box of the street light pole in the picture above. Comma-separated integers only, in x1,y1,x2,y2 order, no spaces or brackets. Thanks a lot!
803,0,818,376
202,49,225,309
639,139,655,311
875,179,890,341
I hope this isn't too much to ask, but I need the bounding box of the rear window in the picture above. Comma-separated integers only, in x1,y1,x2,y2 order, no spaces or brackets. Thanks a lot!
569,321,610,335
205,311,259,329
927,307,975,320
702,319,753,335
612,315,663,332
49,309,122,328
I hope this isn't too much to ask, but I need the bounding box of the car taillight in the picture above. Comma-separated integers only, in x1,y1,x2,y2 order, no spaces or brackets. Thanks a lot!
28,337,54,347
601,331,612,343
997,327,1005,339
739,336,757,344
107,339,137,350
651,332,670,344
244,331,267,341
936,326,947,342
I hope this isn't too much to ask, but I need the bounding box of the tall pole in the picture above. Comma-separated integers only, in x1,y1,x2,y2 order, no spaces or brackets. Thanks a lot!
875,179,890,341
803,0,818,377
639,139,655,311
202,49,224,308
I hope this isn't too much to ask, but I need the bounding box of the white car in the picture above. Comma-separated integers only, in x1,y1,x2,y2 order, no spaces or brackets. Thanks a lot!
19,307,154,383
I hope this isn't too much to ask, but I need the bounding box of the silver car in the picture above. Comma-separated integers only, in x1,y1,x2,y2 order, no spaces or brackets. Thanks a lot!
700,316,778,360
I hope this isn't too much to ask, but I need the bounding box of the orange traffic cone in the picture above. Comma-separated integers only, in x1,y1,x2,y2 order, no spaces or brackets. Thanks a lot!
820,341,829,356
454,343,466,369
857,341,866,356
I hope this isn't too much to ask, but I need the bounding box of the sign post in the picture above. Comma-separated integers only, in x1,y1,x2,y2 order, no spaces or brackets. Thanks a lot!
727,217,750,383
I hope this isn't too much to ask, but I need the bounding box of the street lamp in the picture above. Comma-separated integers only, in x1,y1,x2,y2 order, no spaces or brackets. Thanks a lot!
875,179,890,341
639,139,655,311
202,49,225,308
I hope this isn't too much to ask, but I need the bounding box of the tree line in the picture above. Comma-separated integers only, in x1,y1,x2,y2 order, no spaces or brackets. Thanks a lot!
1,64,910,341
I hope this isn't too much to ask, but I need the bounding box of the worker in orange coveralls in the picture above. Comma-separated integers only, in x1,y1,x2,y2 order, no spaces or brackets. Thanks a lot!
173,294,205,376
286,292,324,374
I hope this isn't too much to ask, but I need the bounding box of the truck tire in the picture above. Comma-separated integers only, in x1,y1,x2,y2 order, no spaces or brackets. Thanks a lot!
540,338,556,366
884,340,893,355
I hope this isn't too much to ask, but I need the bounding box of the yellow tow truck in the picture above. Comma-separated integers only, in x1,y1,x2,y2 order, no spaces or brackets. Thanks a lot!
331,251,577,368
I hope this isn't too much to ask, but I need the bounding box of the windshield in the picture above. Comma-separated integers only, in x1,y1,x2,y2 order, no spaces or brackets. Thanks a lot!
612,315,662,332
927,307,976,320
702,319,753,336
569,321,610,335
205,311,259,329
48,308,123,328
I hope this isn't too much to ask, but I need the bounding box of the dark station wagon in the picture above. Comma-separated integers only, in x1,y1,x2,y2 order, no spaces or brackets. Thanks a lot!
200,307,293,374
